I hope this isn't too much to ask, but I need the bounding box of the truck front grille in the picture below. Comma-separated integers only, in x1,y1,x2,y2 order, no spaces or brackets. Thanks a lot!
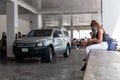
17,43,36,47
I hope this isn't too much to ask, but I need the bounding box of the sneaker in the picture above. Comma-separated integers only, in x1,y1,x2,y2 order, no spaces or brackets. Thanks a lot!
83,58,86,61
81,63,86,71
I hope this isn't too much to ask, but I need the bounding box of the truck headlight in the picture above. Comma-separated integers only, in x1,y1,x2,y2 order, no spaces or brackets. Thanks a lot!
37,40,45,46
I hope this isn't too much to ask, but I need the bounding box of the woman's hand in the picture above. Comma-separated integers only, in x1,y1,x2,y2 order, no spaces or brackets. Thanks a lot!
87,38,97,46
87,38,93,45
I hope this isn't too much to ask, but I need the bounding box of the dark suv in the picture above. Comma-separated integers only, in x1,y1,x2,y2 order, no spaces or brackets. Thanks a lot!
13,27,71,62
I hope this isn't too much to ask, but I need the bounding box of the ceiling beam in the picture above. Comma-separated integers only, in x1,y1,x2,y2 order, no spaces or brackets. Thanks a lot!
10,0,38,14
38,8,98,14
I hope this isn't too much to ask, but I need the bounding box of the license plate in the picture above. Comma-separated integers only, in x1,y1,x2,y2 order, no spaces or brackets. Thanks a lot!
21,48,28,52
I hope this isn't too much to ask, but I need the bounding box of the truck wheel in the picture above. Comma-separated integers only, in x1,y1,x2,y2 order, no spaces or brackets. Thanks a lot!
45,47,53,62
41,47,53,63
63,45,70,57
41,55,46,63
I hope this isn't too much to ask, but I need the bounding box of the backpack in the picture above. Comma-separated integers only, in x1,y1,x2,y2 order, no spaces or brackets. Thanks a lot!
104,34,117,51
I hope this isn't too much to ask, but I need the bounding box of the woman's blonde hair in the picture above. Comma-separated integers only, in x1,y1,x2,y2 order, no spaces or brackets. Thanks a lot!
90,20,100,27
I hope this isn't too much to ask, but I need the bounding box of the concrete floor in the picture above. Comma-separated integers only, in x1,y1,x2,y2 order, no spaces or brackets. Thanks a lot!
0,49,85,80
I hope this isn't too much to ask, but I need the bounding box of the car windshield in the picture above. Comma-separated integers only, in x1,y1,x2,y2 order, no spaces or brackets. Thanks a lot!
26,29,52,37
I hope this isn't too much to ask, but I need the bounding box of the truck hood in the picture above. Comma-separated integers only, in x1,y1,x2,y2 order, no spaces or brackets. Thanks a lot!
16,37,51,43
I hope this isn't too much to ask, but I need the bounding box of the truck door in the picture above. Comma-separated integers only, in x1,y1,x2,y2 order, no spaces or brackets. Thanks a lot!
53,30,64,52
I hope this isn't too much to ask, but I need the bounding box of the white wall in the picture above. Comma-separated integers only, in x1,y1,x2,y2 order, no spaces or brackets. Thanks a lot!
103,0,120,48
18,14,31,35
0,15,7,38
0,14,31,38
30,14,43,30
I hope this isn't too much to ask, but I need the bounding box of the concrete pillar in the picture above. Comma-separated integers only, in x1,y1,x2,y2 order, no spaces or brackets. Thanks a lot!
79,30,80,39
58,14,63,27
31,0,42,30
70,14,74,39
7,1,18,57
31,14,42,30
96,0,102,25
38,15,42,29
97,11,102,25
42,15,45,28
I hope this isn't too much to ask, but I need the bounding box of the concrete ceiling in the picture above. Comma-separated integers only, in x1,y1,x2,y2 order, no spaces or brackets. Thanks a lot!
0,0,101,14
0,0,33,14
0,0,101,27
24,0,101,10
0,0,7,14
42,0,101,10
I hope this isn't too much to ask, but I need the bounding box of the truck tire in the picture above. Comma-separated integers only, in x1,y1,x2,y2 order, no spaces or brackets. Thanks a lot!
63,45,70,57
41,47,53,63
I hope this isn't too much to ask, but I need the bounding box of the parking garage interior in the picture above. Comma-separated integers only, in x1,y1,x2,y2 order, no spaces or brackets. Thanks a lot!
0,0,120,80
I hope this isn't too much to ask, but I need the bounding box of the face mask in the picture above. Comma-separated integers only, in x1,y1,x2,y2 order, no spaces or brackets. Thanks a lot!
3,34,6,36
92,27,98,32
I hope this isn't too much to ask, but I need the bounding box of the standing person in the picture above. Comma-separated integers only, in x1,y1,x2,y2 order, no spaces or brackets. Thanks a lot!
81,20,108,71
0,40,2,57
1,32,7,60
18,32,22,38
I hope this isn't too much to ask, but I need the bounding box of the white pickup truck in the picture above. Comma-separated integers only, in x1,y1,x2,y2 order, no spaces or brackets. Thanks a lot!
13,28,71,62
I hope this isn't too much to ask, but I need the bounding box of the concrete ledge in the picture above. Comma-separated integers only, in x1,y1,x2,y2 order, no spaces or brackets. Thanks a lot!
83,50,120,80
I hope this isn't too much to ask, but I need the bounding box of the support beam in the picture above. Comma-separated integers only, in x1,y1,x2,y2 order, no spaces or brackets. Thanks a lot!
39,8,98,14
58,14,63,27
10,0,38,14
70,15,74,40
7,1,18,57
97,11,102,25
42,14,46,28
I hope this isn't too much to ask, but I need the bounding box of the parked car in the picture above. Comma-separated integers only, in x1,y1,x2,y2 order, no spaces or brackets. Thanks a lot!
13,27,71,62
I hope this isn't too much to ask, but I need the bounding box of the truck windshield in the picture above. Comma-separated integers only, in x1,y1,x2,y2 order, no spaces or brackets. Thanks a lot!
27,29,52,37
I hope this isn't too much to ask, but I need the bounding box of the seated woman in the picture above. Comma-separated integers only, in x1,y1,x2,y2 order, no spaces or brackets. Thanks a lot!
81,20,108,71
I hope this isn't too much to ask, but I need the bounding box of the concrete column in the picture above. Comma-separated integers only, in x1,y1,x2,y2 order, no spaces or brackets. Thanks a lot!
7,1,18,57
58,14,63,27
42,14,46,29
31,14,42,30
96,0,102,25
79,30,80,39
38,15,42,29
70,14,74,39
97,11,102,25
31,0,42,30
